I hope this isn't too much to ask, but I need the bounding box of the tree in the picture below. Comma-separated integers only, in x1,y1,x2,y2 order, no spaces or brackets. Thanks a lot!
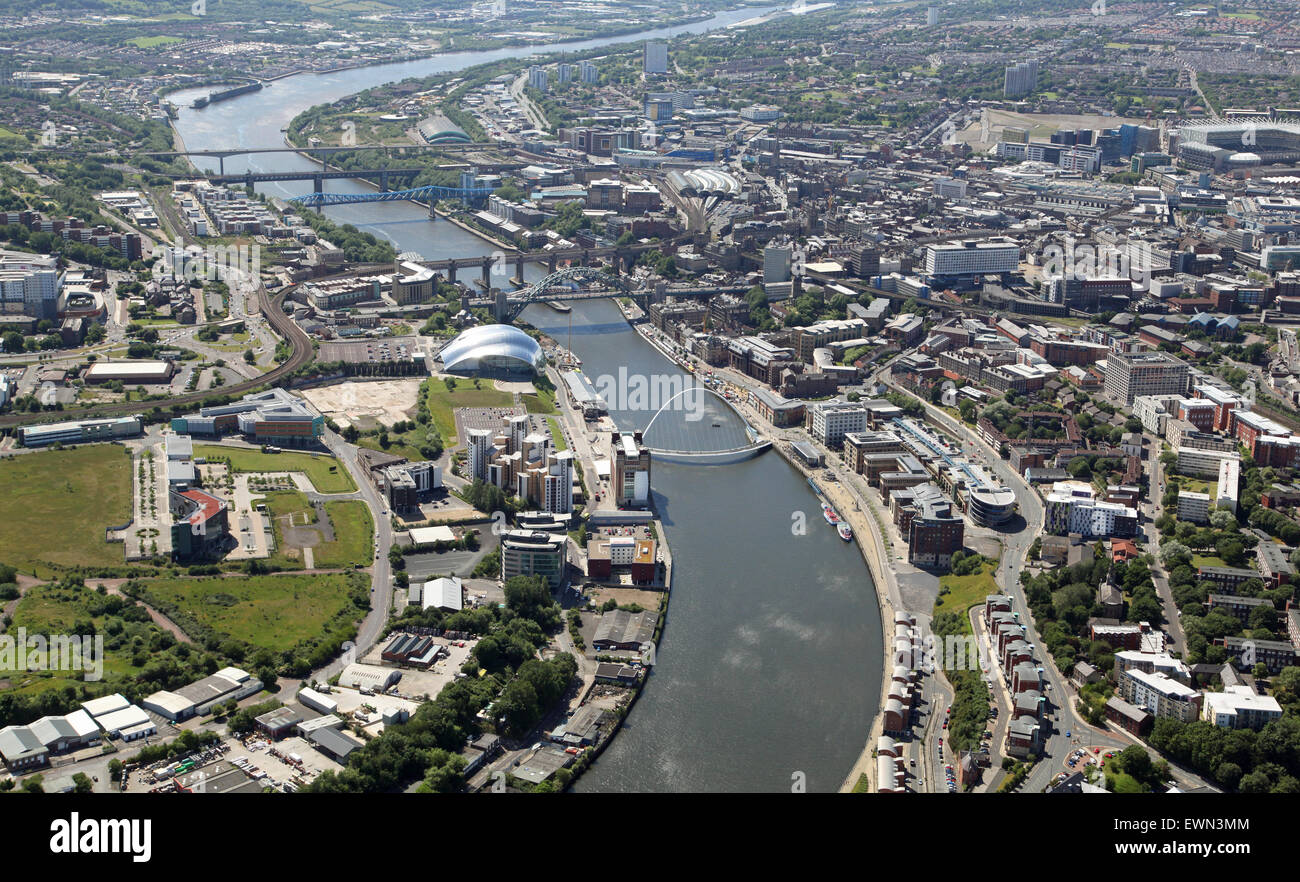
504,575,560,631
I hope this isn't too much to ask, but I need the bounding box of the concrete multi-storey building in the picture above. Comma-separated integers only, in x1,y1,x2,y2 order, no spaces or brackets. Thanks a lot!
643,41,668,75
1176,490,1211,524
923,239,1020,278
1119,668,1202,722
1175,446,1240,478
613,430,652,509
763,244,792,284
808,401,868,448
1003,60,1039,98
1104,350,1190,405
1202,686,1284,730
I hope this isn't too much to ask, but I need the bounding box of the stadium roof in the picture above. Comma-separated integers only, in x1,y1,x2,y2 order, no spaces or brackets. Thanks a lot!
437,324,544,374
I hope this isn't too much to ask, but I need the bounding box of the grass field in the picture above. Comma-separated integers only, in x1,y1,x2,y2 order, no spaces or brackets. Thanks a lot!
138,572,362,653
261,490,311,568
522,383,557,414
316,501,373,569
126,35,184,48
934,560,1000,622
0,445,132,576
356,434,424,463
262,491,372,569
425,381,513,445
194,444,356,493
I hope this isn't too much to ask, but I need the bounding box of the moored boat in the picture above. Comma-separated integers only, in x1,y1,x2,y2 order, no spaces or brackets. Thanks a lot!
838,523,853,542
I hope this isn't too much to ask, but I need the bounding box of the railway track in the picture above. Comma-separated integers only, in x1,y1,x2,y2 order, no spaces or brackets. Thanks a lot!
0,284,313,431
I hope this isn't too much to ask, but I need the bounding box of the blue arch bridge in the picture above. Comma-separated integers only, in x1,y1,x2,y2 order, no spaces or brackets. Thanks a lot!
288,183,496,208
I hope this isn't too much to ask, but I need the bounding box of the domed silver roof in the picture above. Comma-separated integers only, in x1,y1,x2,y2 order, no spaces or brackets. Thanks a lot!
438,324,544,373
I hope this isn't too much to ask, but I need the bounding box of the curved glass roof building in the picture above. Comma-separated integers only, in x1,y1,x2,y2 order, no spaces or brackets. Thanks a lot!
437,324,544,376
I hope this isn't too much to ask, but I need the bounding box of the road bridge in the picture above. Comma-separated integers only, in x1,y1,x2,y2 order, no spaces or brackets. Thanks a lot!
288,182,497,206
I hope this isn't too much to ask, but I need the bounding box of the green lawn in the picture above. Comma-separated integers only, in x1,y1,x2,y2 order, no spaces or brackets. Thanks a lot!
425,380,513,445
546,416,568,452
522,384,557,414
0,445,132,576
934,561,1000,621
259,492,371,569
1171,476,1215,496
126,35,184,48
315,501,373,570
193,444,356,493
1191,554,1227,570
137,572,363,653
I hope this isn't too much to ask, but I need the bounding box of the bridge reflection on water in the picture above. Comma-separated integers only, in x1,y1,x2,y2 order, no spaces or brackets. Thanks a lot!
522,300,755,457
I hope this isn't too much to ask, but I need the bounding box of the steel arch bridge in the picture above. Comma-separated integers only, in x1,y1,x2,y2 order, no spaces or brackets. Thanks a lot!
288,184,496,208
503,265,636,321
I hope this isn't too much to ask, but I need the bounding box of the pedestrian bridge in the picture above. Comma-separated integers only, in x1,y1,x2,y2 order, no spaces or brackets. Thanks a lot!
640,385,770,463
647,440,773,464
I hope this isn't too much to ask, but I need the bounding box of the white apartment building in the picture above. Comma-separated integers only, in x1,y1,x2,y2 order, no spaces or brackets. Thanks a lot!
1201,686,1283,730
1217,456,1240,513
1176,446,1240,478
543,450,574,515
1120,668,1201,722
466,428,492,482
1176,490,1211,524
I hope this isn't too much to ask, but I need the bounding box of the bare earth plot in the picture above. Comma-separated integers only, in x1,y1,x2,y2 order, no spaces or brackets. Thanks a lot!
301,379,425,431
958,109,1148,151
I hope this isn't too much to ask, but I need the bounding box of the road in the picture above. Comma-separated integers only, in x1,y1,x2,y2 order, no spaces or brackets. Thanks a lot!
879,367,1127,792
1142,434,1187,656
308,428,395,684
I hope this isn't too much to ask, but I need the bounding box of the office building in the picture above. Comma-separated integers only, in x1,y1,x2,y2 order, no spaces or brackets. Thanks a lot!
170,388,323,447
764,244,792,284
17,416,142,448
924,239,1020,278
501,529,568,588
808,401,869,448
1104,350,1189,405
